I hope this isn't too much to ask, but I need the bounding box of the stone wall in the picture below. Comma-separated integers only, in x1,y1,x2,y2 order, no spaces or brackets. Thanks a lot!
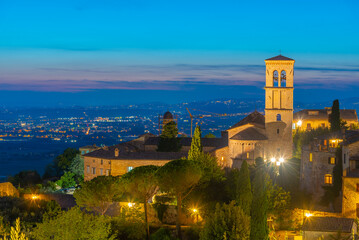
342,176,359,218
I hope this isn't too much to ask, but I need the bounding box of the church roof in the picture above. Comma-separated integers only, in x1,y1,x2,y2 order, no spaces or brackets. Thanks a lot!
230,127,268,141
265,55,294,61
144,137,224,148
294,109,358,121
302,217,355,233
229,111,265,130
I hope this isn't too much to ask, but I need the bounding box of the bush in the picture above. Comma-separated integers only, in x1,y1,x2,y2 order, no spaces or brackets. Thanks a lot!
150,228,173,240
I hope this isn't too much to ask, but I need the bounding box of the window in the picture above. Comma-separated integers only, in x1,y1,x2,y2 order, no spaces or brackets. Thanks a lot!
101,159,103,165
356,184,359,192
280,70,286,87
87,165,90,173
82,151,85,154
127,166,133,172
106,169,110,176
277,129,280,134
92,167,96,174
357,203,359,218
276,114,281,121
344,154,346,164
246,152,250,159
328,157,336,165
273,70,279,87
93,160,95,163
309,153,313,162
308,111,319,116
324,174,332,184
100,168,103,175
307,123,312,131
321,123,325,128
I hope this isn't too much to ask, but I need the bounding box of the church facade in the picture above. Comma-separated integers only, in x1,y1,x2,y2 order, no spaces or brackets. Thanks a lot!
215,55,295,168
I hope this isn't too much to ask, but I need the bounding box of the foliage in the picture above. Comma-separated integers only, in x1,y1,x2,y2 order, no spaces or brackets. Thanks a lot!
250,158,269,240
195,153,224,183
43,148,80,178
329,99,341,131
110,205,146,240
225,168,240,202
266,179,291,213
204,133,216,138
156,159,203,238
157,121,181,152
329,230,352,240
293,127,330,158
32,206,114,240
188,125,202,161
150,228,173,240
238,160,252,215
55,171,76,189
2,218,28,240
200,201,250,240
152,203,168,223
8,171,41,188
69,154,84,183
121,165,160,239
74,175,123,215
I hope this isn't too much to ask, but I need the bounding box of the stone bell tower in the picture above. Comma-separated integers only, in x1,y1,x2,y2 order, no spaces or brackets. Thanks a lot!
264,55,295,160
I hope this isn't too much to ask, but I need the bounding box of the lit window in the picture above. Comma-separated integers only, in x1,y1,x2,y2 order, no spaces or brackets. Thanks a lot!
87,165,90,173
106,169,110,176
92,167,96,174
324,174,332,184
127,166,133,172
309,153,312,162
246,152,250,159
307,123,312,131
100,168,103,175
328,157,336,165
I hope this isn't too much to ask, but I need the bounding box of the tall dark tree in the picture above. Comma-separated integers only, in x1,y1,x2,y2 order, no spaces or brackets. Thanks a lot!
250,158,269,240
329,99,341,131
157,121,181,152
188,125,202,160
238,160,252,215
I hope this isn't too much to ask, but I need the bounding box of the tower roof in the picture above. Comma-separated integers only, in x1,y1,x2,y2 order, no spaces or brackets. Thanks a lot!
163,111,173,119
265,55,294,61
229,111,265,130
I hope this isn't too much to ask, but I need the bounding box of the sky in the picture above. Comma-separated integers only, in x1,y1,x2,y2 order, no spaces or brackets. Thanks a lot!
0,0,359,106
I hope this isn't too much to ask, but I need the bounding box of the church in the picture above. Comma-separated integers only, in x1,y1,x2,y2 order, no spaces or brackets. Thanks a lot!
214,55,295,168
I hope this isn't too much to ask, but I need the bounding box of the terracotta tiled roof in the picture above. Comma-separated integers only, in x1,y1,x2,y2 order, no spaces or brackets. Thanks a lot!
302,217,354,233
294,109,358,121
84,142,187,160
265,55,294,61
229,111,265,130
230,127,267,141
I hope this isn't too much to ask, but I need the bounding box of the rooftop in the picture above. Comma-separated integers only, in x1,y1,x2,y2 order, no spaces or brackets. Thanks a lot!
302,217,355,233
229,111,265,130
144,137,224,148
230,127,267,141
265,55,294,61
294,109,358,121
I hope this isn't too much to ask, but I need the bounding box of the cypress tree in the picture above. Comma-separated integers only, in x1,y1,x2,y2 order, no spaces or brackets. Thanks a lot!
329,99,341,131
238,160,252,216
188,125,202,160
157,121,181,152
250,158,269,240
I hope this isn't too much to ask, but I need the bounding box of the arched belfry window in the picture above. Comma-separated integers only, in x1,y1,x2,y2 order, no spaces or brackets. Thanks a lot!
280,70,286,87
273,70,279,87
276,114,281,121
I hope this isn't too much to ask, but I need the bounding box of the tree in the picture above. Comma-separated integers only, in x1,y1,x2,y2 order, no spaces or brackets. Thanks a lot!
43,148,80,178
122,165,160,240
238,160,252,215
8,170,42,188
225,168,240,202
250,158,269,240
55,171,76,189
2,218,28,240
329,99,341,131
204,133,216,138
188,125,202,160
32,206,114,240
156,159,203,239
69,154,84,183
200,201,250,240
74,176,123,215
157,121,181,152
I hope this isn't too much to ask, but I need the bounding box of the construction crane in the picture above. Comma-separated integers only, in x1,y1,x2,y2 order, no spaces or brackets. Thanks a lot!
186,108,202,137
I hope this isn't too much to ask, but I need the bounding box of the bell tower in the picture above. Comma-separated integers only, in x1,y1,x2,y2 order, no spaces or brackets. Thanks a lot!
264,55,295,160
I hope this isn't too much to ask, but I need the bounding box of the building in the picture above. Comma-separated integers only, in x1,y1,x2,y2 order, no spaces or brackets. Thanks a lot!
294,108,358,131
214,55,295,168
302,217,356,240
79,144,101,155
0,182,19,197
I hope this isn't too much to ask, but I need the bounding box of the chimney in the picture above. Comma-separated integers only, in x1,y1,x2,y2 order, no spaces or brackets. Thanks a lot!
114,148,119,157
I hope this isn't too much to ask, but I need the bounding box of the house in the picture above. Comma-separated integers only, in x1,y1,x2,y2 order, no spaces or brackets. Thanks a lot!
0,182,19,197
302,217,357,240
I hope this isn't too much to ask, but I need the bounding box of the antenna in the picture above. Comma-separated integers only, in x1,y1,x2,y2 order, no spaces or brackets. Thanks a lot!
279,49,282,55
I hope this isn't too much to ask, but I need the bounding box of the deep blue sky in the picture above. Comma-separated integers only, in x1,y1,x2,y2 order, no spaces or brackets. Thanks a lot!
1,0,359,106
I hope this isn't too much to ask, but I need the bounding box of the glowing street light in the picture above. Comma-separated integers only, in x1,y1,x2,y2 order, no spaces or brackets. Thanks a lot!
276,161,281,166
305,212,313,218
297,120,302,127
279,157,284,163
270,157,276,163
31,195,39,200
128,202,134,207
